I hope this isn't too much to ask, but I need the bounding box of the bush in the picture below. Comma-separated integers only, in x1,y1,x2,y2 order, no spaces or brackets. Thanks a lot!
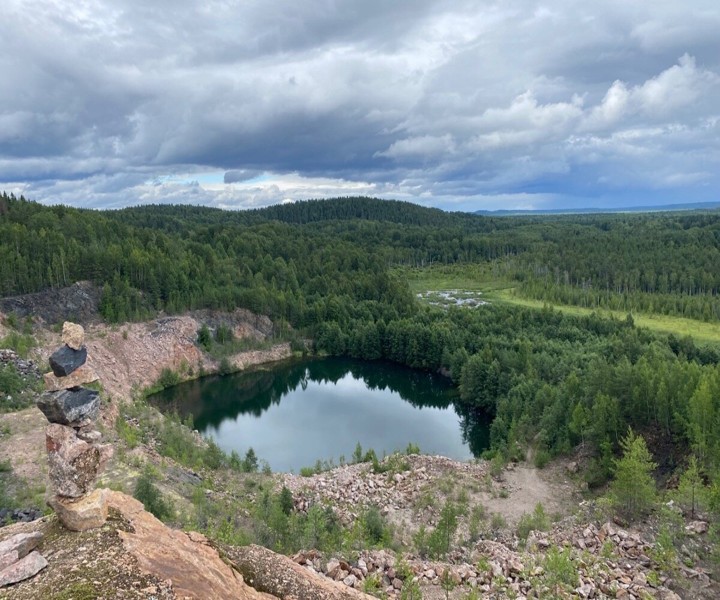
242,448,259,473
156,368,180,390
543,546,577,593
215,324,234,344
115,415,140,449
534,448,551,469
426,501,458,558
516,502,550,542
362,505,388,545
197,325,212,350
134,468,172,521
218,357,233,375
405,442,421,455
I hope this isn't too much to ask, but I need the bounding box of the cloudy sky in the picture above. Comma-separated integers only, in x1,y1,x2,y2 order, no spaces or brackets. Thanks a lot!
1,1,719,212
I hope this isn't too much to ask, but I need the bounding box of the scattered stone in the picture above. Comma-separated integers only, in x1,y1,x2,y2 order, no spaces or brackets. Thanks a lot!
0,508,43,524
49,488,109,531
0,532,43,560
62,321,85,350
685,521,709,535
37,387,99,426
48,345,87,377
43,363,98,392
0,550,47,587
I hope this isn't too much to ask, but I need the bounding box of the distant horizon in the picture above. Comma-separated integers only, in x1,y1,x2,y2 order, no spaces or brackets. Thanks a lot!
5,190,719,217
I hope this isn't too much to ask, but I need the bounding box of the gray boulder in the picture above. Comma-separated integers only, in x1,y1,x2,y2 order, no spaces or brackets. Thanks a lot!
0,551,47,587
36,388,99,426
49,345,87,377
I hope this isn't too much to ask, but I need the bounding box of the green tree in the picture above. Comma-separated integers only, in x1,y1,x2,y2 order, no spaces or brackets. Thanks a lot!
242,447,259,473
279,486,294,516
675,456,706,519
611,429,658,520
197,324,212,350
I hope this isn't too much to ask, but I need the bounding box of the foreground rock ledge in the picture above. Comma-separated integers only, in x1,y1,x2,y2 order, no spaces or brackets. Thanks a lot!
106,491,275,600
222,544,375,600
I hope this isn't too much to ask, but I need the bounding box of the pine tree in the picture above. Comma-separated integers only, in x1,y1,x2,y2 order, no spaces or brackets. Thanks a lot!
611,429,658,520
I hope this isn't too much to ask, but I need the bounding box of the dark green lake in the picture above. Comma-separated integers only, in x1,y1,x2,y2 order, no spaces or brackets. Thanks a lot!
150,358,489,472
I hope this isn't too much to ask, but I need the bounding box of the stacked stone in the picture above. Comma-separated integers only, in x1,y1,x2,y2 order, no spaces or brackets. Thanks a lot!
36,322,113,531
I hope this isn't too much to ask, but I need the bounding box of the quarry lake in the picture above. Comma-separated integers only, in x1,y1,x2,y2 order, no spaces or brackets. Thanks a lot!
150,358,489,472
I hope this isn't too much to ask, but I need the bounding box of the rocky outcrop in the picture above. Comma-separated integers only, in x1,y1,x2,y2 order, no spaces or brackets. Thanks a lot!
105,491,276,600
0,281,100,324
224,544,374,600
37,322,112,531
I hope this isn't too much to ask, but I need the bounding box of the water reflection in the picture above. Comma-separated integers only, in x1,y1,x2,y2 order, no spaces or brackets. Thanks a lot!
150,358,489,472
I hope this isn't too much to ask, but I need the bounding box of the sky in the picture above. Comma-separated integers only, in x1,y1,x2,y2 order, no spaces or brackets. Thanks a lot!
1,1,719,212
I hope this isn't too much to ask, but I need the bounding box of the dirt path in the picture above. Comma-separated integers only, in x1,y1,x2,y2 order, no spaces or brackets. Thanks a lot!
484,461,577,525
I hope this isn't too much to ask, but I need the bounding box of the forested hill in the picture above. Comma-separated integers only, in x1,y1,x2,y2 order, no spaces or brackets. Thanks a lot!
3,192,720,322
108,196,479,233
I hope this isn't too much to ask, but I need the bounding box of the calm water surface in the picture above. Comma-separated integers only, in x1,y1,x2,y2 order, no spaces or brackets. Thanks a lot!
150,358,489,472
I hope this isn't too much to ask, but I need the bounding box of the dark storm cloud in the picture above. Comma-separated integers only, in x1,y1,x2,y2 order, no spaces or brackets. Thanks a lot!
1,0,719,211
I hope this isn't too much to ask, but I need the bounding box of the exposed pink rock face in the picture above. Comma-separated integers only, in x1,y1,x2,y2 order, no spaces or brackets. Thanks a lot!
106,491,275,600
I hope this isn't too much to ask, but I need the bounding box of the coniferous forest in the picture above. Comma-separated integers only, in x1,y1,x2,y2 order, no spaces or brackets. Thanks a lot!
2,191,720,487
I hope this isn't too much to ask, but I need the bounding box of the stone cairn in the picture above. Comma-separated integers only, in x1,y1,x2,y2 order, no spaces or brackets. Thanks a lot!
36,322,113,531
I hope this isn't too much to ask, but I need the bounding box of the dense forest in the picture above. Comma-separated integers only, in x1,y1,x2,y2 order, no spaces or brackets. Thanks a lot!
2,191,720,487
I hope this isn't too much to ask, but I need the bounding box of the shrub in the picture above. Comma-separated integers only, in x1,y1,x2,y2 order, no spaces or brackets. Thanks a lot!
279,486,293,515
534,448,551,469
543,546,577,593
215,324,234,344
362,505,388,545
517,502,550,542
427,501,458,558
156,368,180,390
197,325,212,350
134,468,172,521
242,448,259,473
405,442,421,455
218,357,233,375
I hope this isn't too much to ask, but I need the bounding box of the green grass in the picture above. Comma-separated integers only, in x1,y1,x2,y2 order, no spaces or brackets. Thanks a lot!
399,264,720,345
